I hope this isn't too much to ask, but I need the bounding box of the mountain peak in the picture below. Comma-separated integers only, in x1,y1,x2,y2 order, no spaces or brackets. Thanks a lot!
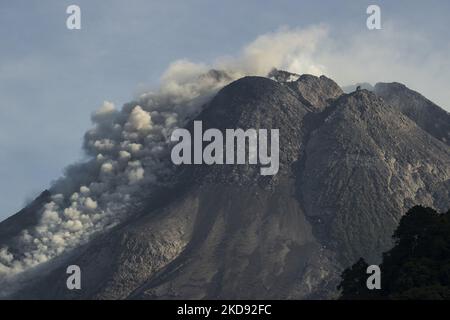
375,81,407,91
267,68,300,82
289,73,343,111
0,190,51,244
342,82,374,93
374,82,450,145
1,73,449,300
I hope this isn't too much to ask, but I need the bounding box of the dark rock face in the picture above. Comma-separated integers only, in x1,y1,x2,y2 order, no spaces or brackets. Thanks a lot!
268,69,343,111
2,73,450,300
375,82,450,146
342,83,374,93
185,76,308,187
0,190,51,245
288,74,343,111
300,90,450,266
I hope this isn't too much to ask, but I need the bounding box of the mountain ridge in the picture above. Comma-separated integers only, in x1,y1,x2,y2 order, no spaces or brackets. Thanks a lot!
1,71,449,299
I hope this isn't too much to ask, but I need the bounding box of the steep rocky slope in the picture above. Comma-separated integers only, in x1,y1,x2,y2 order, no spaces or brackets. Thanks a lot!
375,82,450,146
2,72,449,299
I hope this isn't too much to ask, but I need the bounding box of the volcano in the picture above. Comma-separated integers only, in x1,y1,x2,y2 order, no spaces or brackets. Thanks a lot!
1,70,449,299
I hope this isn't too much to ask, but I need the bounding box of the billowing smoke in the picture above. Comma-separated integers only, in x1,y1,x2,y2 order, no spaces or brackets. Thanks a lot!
0,63,232,280
219,25,328,77
0,59,241,288
1,26,332,285
0,25,374,285
2,22,448,292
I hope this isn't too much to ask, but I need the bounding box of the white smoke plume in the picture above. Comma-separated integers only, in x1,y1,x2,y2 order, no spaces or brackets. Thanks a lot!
0,54,237,287
1,23,448,292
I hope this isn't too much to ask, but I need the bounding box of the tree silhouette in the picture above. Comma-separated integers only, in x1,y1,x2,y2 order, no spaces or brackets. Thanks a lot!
338,205,450,299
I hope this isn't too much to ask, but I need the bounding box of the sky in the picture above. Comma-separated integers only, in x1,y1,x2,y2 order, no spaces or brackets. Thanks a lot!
0,0,449,221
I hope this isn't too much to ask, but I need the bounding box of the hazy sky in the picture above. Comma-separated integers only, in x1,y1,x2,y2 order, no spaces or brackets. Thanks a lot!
1,0,449,221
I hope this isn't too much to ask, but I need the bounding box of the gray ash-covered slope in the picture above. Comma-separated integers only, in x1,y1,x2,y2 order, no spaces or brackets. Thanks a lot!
4,71,450,299
374,82,450,146
300,90,450,266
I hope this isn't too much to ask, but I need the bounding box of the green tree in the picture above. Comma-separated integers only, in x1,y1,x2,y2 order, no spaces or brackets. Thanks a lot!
337,258,379,299
338,205,450,299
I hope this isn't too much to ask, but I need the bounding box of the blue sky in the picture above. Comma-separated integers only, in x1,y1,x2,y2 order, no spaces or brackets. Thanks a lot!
1,0,449,221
